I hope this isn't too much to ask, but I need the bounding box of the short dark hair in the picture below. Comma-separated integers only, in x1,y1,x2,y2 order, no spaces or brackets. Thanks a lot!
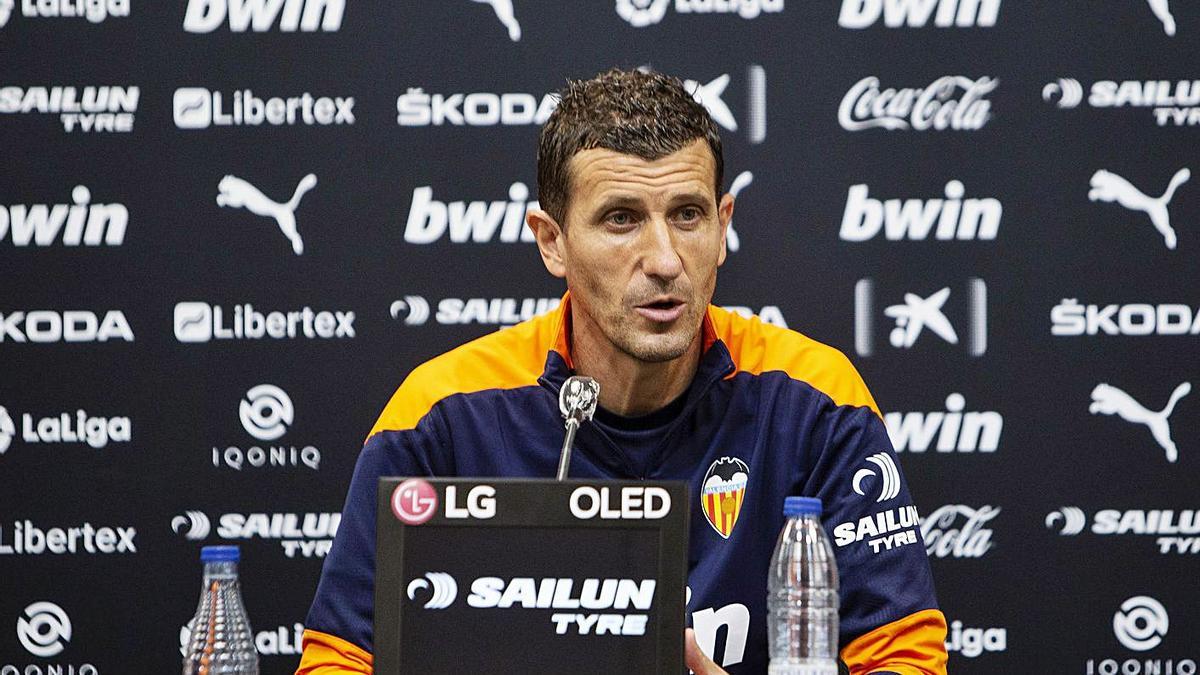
537,68,725,226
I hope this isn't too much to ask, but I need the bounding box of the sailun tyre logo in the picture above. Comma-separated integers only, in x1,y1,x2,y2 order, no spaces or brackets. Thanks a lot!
1045,507,1086,535
1113,596,1168,651
390,296,430,326
1042,78,1084,108
0,406,14,454
239,385,294,441
171,511,211,541
17,601,71,658
407,572,458,609
853,452,901,502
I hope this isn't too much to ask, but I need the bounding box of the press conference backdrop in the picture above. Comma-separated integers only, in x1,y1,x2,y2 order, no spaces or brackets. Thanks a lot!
2,1,1198,672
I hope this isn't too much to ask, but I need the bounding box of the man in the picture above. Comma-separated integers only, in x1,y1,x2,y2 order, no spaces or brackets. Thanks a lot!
298,68,947,674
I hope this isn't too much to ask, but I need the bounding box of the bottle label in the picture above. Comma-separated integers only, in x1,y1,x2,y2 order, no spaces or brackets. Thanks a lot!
767,664,838,675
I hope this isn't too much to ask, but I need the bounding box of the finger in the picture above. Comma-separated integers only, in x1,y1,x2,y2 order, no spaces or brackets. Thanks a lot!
684,627,726,675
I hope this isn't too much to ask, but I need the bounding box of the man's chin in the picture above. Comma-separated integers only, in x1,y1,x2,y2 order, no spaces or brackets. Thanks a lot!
619,332,697,364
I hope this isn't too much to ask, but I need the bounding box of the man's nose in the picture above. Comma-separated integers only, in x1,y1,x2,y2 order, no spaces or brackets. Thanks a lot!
639,217,684,280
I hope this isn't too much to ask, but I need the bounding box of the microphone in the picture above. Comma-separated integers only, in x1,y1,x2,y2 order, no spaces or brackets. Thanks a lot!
556,376,599,480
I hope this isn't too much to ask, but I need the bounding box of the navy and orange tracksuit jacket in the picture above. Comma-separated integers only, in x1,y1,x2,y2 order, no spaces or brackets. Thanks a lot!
298,294,948,674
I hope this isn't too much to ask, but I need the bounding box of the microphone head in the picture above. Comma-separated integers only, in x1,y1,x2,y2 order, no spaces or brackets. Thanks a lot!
559,376,600,422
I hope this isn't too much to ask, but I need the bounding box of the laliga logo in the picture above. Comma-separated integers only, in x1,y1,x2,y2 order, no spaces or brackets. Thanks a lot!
390,296,430,326
392,478,438,525
1045,507,1086,535
17,601,71,658
1114,596,1168,651
1042,78,1084,108
0,406,14,454
171,511,211,540
852,452,901,502
239,384,294,441
616,0,670,26
407,572,458,609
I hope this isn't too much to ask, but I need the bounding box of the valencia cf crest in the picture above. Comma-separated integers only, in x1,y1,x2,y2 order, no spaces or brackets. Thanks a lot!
701,457,749,539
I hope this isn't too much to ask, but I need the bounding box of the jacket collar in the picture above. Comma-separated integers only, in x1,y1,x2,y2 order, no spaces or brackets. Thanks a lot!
539,291,734,398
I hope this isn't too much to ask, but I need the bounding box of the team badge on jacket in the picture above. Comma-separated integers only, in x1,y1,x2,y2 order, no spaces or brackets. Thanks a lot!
701,457,749,539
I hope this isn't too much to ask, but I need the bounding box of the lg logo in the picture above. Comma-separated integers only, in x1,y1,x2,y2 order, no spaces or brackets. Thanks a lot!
239,384,294,441
17,601,71,657
391,479,438,525
1114,596,1168,652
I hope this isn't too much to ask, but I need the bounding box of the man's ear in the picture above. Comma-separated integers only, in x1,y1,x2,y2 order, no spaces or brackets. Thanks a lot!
717,192,735,267
526,208,567,278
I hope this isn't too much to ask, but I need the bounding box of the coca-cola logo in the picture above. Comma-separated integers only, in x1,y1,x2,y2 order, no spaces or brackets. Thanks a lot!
839,76,997,132
921,504,999,558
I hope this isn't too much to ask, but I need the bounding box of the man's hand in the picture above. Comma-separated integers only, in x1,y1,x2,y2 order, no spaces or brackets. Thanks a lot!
684,628,729,675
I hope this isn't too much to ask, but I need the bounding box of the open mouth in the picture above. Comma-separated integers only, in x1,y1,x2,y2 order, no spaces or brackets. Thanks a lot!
634,298,685,323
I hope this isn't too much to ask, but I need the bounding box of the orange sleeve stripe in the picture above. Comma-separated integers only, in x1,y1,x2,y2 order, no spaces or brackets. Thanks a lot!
367,298,567,438
295,629,373,674
707,305,882,416
840,608,948,675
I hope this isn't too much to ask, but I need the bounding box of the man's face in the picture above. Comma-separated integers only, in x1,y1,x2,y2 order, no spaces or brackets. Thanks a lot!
535,139,733,363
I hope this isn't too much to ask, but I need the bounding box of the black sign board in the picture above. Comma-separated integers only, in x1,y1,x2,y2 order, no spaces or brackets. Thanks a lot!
374,478,689,674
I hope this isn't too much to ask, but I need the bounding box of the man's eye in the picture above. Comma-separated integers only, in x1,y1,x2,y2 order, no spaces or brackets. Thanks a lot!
606,212,634,227
677,207,702,223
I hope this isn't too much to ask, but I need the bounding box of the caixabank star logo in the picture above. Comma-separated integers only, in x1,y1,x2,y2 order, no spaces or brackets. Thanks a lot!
701,457,748,539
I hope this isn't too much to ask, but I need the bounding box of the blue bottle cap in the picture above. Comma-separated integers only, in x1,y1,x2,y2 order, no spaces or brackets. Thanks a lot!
783,496,822,517
200,545,240,562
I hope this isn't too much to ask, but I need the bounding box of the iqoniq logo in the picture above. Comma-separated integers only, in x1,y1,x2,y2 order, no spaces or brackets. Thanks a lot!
1089,168,1190,250
239,385,294,442
1114,596,1168,651
17,601,72,657
1089,382,1190,462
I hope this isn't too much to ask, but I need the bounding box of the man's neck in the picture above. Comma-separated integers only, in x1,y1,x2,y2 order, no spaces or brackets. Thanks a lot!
568,304,703,418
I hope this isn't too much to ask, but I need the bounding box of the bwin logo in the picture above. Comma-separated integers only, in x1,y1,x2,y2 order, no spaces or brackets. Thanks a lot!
171,511,212,541
469,0,521,41
183,0,345,33
1,186,128,247
407,572,458,609
1089,168,1190,250
852,452,901,502
0,406,14,454
1045,507,1087,535
389,296,430,326
17,601,71,658
217,174,317,255
1042,78,1084,108
1090,382,1190,463
1113,596,1168,651
239,384,294,442
838,0,1001,28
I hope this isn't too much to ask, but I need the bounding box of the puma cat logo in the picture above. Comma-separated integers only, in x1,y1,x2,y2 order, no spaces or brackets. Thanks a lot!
1147,0,1177,35
470,0,521,41
216,174,317,255
1090,382,1191,462
1089,168,1190,249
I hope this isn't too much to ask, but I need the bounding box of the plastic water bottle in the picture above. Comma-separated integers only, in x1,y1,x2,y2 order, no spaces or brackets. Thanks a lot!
182,545,260,675
768,496,840,674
